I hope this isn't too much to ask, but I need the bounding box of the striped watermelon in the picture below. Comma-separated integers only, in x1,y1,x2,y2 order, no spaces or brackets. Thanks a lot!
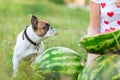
78,54,120,80
79,30,120,54
32,47,85,80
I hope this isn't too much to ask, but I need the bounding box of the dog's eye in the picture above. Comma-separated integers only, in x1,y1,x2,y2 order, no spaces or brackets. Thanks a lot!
43,23,50,31
46,23,50,26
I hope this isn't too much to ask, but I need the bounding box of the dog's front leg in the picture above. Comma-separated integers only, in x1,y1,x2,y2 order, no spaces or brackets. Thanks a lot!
12,57,19,77
30,42,44,66
38,42,44,54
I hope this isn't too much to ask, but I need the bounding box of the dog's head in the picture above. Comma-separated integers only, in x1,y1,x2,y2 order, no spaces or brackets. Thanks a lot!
31,15,55,39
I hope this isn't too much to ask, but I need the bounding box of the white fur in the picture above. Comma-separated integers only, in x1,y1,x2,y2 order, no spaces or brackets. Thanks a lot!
12,25,55,77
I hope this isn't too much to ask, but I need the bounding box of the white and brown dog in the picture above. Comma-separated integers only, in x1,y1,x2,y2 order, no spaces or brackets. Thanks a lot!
12,15,55,77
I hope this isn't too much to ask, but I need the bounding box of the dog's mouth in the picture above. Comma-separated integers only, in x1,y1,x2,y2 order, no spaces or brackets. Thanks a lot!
50,29,55,34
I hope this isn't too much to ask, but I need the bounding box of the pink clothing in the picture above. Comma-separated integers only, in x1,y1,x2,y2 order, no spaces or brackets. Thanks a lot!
91,0,120,33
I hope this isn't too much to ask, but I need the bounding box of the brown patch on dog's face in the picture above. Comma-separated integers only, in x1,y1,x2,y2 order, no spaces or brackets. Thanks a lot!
31,15,50,37
36,20,50,37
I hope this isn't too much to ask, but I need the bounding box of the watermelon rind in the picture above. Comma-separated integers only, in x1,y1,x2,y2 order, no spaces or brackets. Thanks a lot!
79,29,120,54
32,47,85,80
78,54,120,80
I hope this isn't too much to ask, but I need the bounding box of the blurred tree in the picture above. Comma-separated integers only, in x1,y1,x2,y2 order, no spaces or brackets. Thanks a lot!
48,0,89,5
85,0,89,5
64,0,74,4
48,0,65,4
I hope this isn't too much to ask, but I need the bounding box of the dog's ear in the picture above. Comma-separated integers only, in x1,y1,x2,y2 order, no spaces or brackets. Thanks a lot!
31,15,38,30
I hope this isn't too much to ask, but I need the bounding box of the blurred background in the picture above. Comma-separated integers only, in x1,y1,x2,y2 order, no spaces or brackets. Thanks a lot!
0,0,89,80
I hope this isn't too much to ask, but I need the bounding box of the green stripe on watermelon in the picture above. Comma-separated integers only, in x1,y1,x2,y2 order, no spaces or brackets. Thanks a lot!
79,30,120,54
78,54,120,80
32,47,85,80
36,51,81,67
35,47,80,63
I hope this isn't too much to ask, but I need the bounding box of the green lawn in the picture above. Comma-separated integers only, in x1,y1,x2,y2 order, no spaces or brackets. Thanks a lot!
0,0,89,80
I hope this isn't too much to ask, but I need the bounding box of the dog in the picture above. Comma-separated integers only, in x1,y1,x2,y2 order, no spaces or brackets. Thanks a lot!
12,15,56,77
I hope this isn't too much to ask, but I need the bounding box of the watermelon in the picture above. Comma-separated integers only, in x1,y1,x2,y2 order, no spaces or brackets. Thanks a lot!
78,54,120,80
32,47,85,80
79,29,120,54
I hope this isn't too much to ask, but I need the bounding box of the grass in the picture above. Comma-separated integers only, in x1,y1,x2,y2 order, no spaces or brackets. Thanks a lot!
0,0,89,80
